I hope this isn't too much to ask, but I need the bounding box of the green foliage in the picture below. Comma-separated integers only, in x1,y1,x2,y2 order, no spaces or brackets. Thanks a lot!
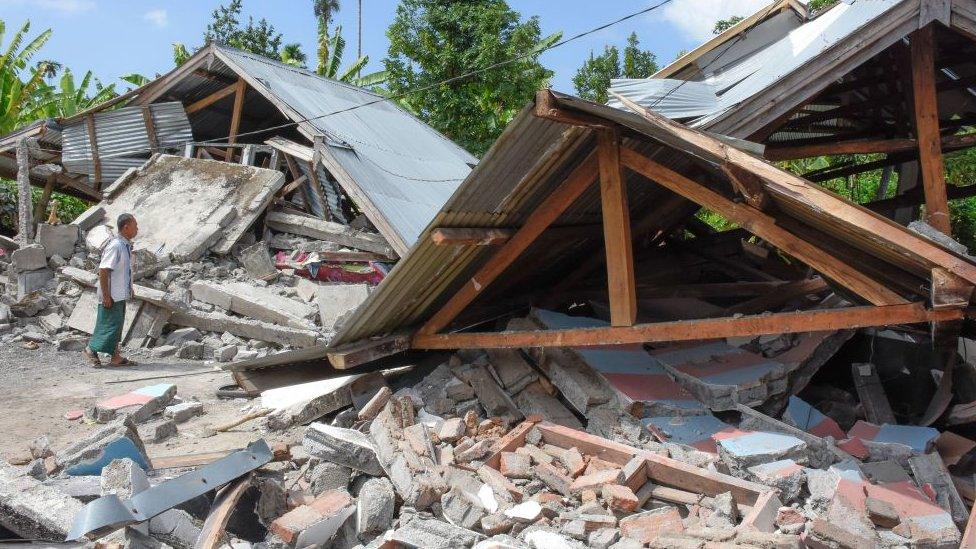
0,179,89,234
204,0,284,59
33,68,117,118
713,15,744,35
573,32,657,104
280,43,308,68
384,0,561,156
172,43,191,67
808,0,837,13
0,20,53,134
316,25,386,87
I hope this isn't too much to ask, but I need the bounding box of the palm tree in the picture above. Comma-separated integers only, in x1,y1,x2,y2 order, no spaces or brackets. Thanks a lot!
314,0,340,75
280,43,307,68
0,20,53,133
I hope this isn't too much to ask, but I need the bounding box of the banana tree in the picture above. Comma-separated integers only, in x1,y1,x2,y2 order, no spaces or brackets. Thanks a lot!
317,25,387,88
32,68,117,118
0,20,53,133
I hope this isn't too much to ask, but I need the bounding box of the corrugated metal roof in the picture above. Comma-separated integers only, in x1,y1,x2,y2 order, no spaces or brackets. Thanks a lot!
61,102,192,186
609,0,903,127
330,91,976,348
212,46,477,255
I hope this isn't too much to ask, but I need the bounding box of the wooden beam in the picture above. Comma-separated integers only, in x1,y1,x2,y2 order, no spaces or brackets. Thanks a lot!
32,175,55,228
327,332,411,369
911,25,951,233
185,80,240,115
417,152,600,336
412,304,962,350
721,164,770,210
596,130,637,327
432,227,515,247
534,89,611,129
620,147,907,306
141,106,158,153
278,174,308,198
932,267,974,309
85,115,102,189
227,79,247,146
722,277,828,316
765,137,919,160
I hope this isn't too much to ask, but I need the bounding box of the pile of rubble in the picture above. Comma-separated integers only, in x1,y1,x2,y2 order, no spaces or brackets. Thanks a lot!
0,154,384,363
0,339,971,549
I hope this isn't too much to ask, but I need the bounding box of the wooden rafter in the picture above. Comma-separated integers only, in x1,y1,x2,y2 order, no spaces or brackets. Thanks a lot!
227,79,247,147
185,81,241,115
417,152,600,336
911,25,951,233
596,129,637,326
620,146,907,306
411,303,960,350
432,228,515,247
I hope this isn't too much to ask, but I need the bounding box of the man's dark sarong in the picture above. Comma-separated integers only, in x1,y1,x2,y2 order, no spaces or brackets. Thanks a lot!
88,300,126,354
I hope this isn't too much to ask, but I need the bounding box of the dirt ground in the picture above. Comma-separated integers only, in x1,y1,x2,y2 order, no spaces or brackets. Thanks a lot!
0,342,290,466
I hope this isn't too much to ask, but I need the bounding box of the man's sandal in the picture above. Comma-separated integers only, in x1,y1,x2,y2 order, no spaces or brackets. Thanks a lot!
109,357,137,367
83,347,101,366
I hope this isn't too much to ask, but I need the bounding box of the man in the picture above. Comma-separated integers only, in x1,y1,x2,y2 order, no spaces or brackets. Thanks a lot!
83,213,138,367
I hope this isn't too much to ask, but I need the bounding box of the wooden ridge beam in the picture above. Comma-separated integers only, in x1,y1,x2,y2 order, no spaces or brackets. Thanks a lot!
412,303,960,350
911,25,951,234
597,129,637,326
185,80,241,115
766,132,976,162
620,146,907,306
417,152,600,336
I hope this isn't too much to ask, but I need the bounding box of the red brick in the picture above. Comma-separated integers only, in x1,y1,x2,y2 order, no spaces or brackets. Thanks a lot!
602,484,639,512
620,507,685,544
584,456,620,475
570,468,624,493
270,490,354,544
558,447,586,477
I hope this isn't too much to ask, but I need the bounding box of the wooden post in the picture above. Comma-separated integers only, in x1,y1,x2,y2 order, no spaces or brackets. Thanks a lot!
911,25,950,234
227,79,247,158
15,138,33,243
141,106,158,154
596,130,637,326
33,175,55,230
86,115,102,190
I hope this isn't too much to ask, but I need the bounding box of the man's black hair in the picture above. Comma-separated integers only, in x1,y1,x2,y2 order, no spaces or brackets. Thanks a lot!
117,213,136,231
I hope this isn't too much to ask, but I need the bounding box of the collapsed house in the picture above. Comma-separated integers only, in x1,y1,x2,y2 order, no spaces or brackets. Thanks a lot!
4,0,976,547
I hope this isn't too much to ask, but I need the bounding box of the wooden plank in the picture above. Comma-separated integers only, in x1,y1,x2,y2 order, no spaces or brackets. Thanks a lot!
417,152,599,336
32,176,54,228
266,136,315,162
721,164,770,210
484,418,541,470
764,137,919,160
412,304,962,350
194,474,253,549
431,227,515,247
851,363,897,424
911,25,951,234
597,130,637,327
932,267,974,309
739,490,781,533
264,211,395,257
86,115,102,189
327,332,411,370
141,106,158,153
722,277,828,315
227,79,247,146
185,81,240,115
620,146,907,306
151,450,234,469
278,174,308,198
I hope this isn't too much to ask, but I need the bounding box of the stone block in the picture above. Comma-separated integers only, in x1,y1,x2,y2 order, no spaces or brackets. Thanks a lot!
176,341,204,359
11,244,46,272
164,401,204,423
71,206,105,231
136,418,177,443
215,344,239,362
303,422,383,476
36,224,78,258
356,477,394,536
308,461,351,496
17,268,53,299
500,451,532,479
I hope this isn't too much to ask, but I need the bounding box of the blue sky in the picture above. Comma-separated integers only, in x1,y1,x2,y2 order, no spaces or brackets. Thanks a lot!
0,0,768,92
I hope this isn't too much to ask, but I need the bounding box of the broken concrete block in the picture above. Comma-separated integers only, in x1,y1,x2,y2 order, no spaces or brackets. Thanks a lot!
368,401,442,510
136,418,177,443
316,283,369,329
308,461,351,496
356,477,394,536
619,507,685,545
442,484,488,529
170,308,319,348
303,422,383,476
92,383,177,424
269,490,355,547
523,528,584,549
17,268,54,299
0,459,84,540
504,500,542,523
747,459,805,503
866,496,900,528
602,484,639,512
240,241,278,280
569,468,624,494
848,420,938,454
535,462,573,496
499,451,532,479
164,401,204,423
176,341,204,359
589,528,621,549
192,280,316,328
716,430,808,476
388,517,483,547
486,349,538,393
36,224,78,258
214,344,239,362
56,418,149,476
165,327,202,347
464,364,523,421
11,244,46,272
71,205,105,231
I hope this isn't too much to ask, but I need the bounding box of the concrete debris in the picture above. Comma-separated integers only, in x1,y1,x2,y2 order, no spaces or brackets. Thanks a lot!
303,422,383,476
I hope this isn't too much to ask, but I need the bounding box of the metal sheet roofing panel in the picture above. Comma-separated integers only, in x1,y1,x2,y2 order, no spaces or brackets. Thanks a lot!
214,47,476,254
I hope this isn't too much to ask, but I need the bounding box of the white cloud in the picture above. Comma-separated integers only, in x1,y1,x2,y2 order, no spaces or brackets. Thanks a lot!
31,0,95,14
143,8,168,28
657,0,769,42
